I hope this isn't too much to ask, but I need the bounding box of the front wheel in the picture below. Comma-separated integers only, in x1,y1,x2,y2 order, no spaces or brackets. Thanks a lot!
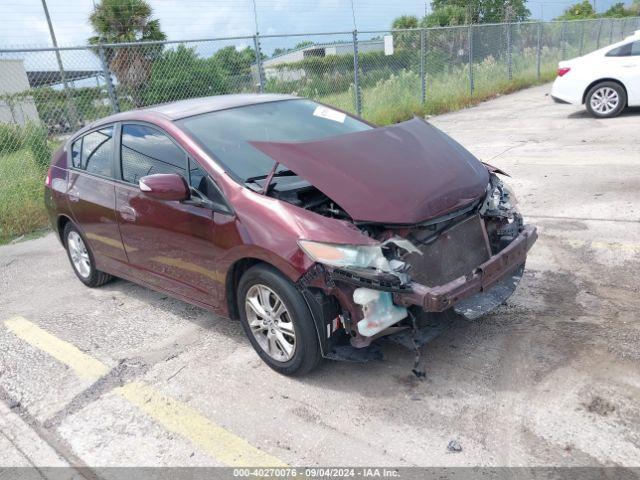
237,264,321,376
585,82,626,118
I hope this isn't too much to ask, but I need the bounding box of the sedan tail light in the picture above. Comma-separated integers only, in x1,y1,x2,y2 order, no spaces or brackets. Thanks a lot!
557,67,571,77
45,166,52,187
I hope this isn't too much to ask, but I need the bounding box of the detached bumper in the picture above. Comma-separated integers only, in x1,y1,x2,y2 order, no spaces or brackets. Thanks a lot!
393,225,537,312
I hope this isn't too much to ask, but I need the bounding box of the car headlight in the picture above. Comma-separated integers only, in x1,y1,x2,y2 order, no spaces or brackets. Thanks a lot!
500,181,518,210
298,240,389,270
483,174,519,215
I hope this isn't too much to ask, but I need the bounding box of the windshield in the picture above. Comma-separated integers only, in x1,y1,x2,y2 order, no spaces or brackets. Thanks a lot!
176,99,372,183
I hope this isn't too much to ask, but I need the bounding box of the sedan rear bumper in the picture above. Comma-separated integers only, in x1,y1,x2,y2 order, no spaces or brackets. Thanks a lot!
393,225,537,312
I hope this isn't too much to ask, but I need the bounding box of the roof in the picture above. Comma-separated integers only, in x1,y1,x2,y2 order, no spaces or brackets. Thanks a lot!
73,93,300,140
144,93,298,120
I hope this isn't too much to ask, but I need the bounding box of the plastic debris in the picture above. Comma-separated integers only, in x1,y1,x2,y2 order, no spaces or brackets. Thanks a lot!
447,440,463,452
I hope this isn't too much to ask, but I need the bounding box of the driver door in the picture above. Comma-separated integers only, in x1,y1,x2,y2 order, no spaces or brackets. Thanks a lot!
114,122,230,308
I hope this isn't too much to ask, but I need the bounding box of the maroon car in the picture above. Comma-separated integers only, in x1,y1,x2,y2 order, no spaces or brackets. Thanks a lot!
44,94,537,375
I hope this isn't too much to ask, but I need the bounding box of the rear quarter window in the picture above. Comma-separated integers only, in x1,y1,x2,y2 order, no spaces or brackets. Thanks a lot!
606,41,640,57
71,126,114,177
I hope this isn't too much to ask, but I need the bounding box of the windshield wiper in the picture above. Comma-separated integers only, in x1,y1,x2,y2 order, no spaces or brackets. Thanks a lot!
244,169,297,185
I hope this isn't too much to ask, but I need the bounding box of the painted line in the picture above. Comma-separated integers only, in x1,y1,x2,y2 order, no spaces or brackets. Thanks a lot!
116,382,287,467
4,316,109,380
4,317,287,467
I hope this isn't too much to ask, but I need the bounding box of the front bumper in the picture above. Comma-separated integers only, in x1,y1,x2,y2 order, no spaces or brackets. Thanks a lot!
392,224,537,312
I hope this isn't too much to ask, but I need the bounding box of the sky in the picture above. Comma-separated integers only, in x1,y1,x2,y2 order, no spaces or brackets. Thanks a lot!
0,0,632,50
0,0,633,76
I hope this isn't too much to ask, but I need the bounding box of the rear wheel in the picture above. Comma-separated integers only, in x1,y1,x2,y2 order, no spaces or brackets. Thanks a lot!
237,264,321,376
585,81,626,118
63,222,112,287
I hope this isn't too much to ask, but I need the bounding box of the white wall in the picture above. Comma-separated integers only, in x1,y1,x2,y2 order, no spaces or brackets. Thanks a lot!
0,59,41,125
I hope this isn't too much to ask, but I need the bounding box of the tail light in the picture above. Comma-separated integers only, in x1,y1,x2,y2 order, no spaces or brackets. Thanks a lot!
45,166,52,187
557,67,571,77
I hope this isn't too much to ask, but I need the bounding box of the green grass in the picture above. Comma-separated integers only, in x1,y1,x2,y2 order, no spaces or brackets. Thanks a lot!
319,54,559,125
0,148,50,244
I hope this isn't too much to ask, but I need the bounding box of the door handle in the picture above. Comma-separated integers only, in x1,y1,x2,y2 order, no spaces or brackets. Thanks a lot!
120,205,137,222
622,64,637,68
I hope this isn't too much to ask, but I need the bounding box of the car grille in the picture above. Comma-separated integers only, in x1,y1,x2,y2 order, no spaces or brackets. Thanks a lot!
403,214,491,287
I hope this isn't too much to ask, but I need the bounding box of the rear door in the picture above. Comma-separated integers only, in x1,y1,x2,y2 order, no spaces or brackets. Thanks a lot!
114,122,230,308
605,40,640,105
67,125,128,271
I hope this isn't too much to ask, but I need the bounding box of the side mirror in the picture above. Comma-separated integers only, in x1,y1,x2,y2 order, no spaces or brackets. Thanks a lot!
139,173,190,201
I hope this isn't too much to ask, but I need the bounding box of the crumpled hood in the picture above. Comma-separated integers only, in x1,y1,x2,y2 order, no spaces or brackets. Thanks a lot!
251,117,489,224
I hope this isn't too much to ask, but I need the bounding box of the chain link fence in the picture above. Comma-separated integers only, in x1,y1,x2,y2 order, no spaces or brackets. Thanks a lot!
1,16,639,239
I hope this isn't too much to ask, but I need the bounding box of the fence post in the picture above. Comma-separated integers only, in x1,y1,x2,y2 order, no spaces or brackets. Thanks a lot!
507,21,513,81
420,29,426,106
98,45,119,113
253,34,265,94
579,21,585,56
468,24,474,95
609,20,614,44
596,18,603,49
561,21,567,59
352,30,362,117
621,18,627,37
536,22,542,82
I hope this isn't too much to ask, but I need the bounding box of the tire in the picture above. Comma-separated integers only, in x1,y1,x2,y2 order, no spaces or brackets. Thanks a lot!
585,81,626,118
237,264,321,376
63,222,112,288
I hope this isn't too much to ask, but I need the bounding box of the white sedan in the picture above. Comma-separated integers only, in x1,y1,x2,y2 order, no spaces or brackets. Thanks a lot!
551,30,640,118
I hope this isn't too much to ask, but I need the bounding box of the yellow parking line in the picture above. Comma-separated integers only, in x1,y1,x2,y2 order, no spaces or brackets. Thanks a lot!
4,316,109,380
4,317,286,467
116,382,287,467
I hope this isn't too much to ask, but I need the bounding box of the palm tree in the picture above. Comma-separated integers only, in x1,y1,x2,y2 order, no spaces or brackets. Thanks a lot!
89,0,166,107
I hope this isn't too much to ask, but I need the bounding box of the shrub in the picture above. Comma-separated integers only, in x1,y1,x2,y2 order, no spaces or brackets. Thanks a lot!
0,123,24,154
23,122,52,169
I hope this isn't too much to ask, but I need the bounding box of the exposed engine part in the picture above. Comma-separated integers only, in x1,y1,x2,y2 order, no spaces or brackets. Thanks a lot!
269,183,351,220
353,288,408,337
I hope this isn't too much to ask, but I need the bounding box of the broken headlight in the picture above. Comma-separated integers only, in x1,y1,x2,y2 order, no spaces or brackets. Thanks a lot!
481,174,519,218
298,240,389,270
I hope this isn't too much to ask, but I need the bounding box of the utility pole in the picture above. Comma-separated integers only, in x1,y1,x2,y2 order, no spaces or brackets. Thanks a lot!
40,0,78,127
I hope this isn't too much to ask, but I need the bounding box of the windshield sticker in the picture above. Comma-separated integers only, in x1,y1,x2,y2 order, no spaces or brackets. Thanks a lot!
313,106,346,123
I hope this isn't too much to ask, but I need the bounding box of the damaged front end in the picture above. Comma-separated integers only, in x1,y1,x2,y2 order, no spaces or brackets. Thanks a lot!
296,172,537,358
252,117,537,359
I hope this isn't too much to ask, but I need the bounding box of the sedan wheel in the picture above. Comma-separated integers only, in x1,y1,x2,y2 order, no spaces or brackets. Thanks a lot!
63,222,112,288
586,82,626,118
237,264,321,376
67,230,91,279
245,284,296,362
590,87,619,115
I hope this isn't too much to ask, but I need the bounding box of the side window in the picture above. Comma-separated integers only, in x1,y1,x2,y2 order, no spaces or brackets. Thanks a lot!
75,127,114,176
188,158,231,213
188,158,208,193
607,42,632,57
632,41,640,56
71,138,82,168
121,124,186,184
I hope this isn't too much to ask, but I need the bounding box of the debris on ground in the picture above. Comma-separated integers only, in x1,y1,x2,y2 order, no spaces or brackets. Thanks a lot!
447,439,463,452
584,396,616,416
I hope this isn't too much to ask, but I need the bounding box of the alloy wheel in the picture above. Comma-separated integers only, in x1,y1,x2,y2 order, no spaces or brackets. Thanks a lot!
590,87,619,115
67,231,91,279
245,284,296,362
